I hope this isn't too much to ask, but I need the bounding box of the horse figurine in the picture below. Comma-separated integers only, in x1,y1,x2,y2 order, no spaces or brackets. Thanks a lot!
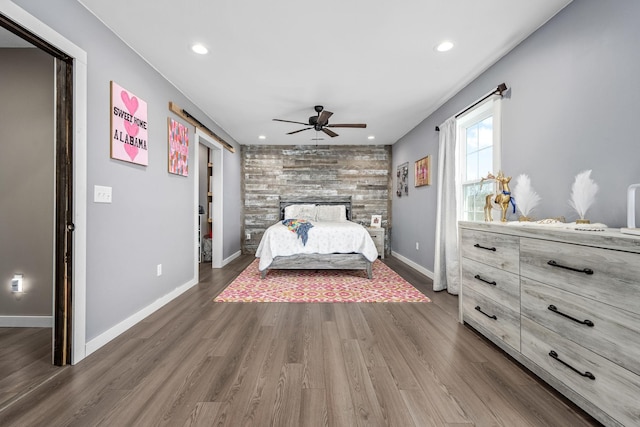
481,171,515,222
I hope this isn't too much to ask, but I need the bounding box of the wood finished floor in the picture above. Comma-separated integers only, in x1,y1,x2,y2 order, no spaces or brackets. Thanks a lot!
0,255,600,426
0,327,58,412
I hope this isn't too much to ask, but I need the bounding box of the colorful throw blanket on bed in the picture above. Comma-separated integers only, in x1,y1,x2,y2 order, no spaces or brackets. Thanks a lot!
282,219,314,245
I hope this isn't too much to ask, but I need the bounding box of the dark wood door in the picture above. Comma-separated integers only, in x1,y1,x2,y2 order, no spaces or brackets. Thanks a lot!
53,57,73,365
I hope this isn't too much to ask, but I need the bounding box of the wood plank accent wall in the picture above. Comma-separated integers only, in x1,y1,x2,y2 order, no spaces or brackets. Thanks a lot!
242,145,392,254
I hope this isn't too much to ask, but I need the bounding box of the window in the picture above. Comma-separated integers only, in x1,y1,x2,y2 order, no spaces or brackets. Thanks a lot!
457,98,501,221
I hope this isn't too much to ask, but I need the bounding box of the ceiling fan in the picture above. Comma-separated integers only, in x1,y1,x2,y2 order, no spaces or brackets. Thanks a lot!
273,105,366,138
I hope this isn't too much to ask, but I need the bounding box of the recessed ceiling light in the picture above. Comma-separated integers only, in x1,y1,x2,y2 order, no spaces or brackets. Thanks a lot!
367,135,375,140
436,41,454,52
258,135,266,140
191,43,208,55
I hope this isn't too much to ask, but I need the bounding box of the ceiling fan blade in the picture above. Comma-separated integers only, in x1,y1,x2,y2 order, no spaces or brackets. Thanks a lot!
326,123,367,128
287,127,312,135
322,128,339,138
317,110,333,126
273,118,310,126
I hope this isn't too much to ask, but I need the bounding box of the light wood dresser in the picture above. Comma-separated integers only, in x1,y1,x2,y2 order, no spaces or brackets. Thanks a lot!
459,221,640,427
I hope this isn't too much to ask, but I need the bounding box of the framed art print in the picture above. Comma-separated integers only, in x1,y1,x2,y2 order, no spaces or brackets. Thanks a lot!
397,162,409,197
415,155,430,187
168,118,189,176
110,81,148,166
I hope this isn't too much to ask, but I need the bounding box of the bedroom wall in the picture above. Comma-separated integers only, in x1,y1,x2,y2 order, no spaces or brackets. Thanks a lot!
9,0,241,344
242,144,392,254
392,0,640,277
0,48,54,319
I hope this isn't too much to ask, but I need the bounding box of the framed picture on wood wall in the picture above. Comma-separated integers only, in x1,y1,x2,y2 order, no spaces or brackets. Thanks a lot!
415,155,430,187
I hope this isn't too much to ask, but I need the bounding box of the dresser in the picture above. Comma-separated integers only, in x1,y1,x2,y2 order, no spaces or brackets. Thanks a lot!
459,222,640,427
366,227,385,258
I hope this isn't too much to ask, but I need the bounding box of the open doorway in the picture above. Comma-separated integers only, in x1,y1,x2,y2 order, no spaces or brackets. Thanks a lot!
0,11,72,372
0,13,73,409
0,2,88,375
195,129,223,274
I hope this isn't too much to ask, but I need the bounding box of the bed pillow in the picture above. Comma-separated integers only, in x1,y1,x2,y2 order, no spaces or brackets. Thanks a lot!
316,204,347,222
284,204,317,221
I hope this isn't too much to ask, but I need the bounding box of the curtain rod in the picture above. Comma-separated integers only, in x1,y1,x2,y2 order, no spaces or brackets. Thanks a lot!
435,83,507,131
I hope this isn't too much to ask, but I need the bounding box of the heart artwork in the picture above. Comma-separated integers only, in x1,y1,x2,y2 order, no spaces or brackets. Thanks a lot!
121,90,139,115
124,121,139,137
111,82,148,166
124,143,139,161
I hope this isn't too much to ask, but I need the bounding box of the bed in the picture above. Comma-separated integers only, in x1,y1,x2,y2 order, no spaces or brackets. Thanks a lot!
255,196,379,279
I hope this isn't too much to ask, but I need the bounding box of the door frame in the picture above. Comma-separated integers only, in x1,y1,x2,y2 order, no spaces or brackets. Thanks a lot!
1,0,88,365
195,129,223,271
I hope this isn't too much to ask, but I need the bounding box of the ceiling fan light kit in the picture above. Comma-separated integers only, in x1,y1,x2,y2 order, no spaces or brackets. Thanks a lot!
273,105,366,138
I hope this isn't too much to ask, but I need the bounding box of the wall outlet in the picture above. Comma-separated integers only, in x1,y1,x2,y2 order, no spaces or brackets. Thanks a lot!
157,264,162,276
246,233,251,240
416,242,419,250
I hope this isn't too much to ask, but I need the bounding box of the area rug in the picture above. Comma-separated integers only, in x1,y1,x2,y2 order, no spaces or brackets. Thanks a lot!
214,259,431,303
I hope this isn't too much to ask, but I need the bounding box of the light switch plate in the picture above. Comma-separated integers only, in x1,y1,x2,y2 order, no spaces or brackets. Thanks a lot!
94,185,112,203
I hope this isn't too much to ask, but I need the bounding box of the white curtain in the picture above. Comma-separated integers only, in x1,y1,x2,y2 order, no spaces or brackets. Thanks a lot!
434,117,459,294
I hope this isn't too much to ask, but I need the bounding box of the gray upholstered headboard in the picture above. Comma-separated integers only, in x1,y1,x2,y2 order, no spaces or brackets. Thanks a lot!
279,196,353,221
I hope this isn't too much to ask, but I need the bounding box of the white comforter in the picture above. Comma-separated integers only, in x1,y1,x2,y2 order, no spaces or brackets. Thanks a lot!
255,221,379,271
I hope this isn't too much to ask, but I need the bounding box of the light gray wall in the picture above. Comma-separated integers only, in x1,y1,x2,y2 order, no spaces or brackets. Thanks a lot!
0,48,54,316
392,0,640,273
11,0,241,341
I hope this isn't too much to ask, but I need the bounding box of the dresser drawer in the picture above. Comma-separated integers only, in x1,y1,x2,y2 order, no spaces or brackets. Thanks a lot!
520,237,640,315
461,258,520,312
522,277,640,376
521,317,640,426
462,287,520,351
460,228,519,274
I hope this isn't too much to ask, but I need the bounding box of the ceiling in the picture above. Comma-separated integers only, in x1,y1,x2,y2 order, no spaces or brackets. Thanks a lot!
74,1,568,145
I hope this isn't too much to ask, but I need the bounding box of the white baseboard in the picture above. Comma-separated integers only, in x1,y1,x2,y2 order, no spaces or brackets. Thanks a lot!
391,251,434,280
222,250,242,266
85,277,198,357
0,316,53,328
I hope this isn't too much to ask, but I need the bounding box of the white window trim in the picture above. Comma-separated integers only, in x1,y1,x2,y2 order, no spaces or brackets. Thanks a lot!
455,96,502,220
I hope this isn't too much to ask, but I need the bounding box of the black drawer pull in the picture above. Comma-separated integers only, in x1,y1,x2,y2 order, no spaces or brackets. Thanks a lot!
474,243,496,251
547,260,594,275
548,350,595,380
475,305,497,320
474,274,497,286
548,305,594,327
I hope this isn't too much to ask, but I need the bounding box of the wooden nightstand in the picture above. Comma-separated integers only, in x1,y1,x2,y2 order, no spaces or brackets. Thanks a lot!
366,227,385,259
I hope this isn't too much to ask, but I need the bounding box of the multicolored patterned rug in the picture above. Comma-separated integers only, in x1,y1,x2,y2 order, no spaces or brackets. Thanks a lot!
214,259,431,303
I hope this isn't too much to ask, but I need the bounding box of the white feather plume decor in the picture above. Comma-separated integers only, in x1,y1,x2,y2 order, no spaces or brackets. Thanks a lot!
569,170,599,220
513,174,541,220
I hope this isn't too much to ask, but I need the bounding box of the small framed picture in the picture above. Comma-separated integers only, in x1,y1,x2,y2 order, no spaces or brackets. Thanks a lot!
415,155,430,187
168,118,189,176
370,215,382,228
397,162,409,197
